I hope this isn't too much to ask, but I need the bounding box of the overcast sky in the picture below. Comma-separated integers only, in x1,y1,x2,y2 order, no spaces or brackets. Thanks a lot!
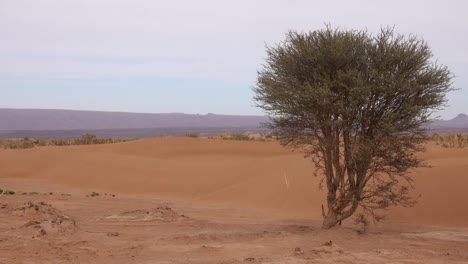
1,0,467,118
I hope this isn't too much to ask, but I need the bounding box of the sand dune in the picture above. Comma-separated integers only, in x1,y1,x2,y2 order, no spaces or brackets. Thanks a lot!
1,137,467,226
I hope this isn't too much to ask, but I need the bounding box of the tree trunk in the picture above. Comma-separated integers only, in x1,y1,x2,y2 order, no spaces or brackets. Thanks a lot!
322,209,341,229
322,200,359,229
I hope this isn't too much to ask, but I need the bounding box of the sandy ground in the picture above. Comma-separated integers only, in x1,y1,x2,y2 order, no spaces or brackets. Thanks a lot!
0,137,467,263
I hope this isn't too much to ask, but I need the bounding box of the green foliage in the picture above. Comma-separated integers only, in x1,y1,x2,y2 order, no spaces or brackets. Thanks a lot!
1,189,16,195
254,26,454,229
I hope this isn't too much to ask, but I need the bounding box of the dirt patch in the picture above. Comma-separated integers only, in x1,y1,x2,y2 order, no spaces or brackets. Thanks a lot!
13,201,62,219
402,231,468,242
294,240,347,261
13,201,77,237
164,229,286,244
103,206,190,222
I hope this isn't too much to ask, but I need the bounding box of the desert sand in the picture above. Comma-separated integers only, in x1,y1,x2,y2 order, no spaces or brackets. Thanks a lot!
0,137,467,263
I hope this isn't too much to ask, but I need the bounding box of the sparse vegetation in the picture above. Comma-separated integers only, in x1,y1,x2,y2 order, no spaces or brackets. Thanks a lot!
89,192,100,197
206,133,275,142
0,134,133,149
221,133,252,141
354,213,370,234
0,138,36,149
431,133,468,148
1,189,16,195
186,133,199,138
7,190,73,196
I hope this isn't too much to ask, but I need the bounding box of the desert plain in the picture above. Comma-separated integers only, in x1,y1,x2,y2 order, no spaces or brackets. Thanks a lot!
0,137,467,263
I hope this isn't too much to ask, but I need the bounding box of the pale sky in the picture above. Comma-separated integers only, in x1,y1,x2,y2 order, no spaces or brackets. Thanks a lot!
1,0,467,118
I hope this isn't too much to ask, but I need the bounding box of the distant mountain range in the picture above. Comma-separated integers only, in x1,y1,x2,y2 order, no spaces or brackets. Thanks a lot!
0,109,466,139
0,109,268,130
0,109,269,139
431,113,468,128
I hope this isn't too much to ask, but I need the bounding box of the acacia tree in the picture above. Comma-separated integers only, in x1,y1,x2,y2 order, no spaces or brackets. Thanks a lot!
254,27,453,229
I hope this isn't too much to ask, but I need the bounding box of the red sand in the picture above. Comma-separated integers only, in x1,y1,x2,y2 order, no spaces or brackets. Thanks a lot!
0,138,467,263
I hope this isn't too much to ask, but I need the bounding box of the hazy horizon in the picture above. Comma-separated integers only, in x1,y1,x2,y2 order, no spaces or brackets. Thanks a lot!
1,0,467,119
0,107,467,120
0,107,263,116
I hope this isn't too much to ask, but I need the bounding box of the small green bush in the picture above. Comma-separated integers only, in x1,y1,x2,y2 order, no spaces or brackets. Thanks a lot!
4,190,15,195
221,133,252,141
354,213,369,234
36,140,47,146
